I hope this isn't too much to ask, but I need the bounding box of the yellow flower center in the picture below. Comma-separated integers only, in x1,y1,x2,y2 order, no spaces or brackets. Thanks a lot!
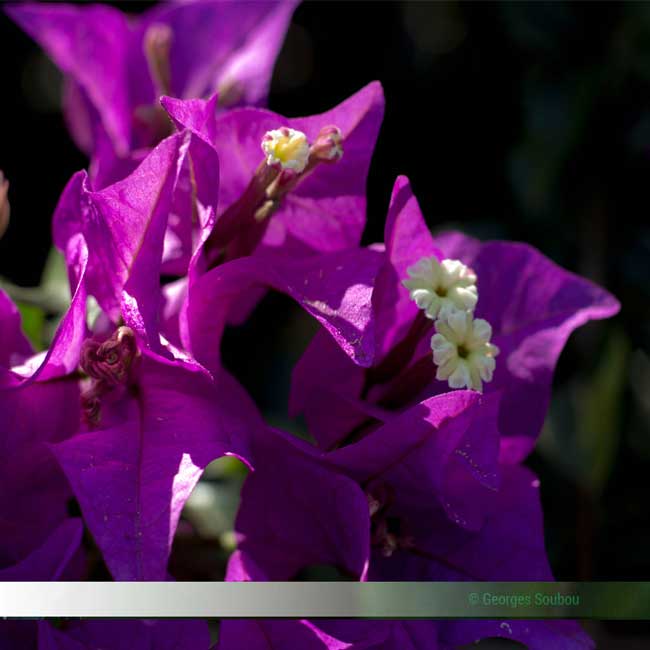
261,127,310,172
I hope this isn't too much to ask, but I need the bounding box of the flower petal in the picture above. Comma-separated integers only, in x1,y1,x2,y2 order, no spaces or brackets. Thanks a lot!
51,353,255,580
373,177,441,360
436,232,621,462
38,619,211,650
182,247,382,375
6,2,132,155
0,519,83,581
228,427,370,582
164,82,385,257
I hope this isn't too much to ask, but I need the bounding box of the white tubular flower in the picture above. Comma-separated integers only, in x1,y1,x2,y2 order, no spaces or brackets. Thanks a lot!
430,311,499,392
402,257,478,320
261,127,310,172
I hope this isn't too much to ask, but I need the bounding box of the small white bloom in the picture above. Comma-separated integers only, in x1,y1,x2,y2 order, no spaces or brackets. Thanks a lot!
261,127,310,172
402,256,478,320
430,311,499,392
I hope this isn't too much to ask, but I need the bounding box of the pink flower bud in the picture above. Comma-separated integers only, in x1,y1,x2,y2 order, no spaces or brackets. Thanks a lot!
0,171,10,240
310,125,343,163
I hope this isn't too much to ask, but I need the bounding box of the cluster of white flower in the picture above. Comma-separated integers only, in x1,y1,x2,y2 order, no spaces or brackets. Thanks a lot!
403,256,499,392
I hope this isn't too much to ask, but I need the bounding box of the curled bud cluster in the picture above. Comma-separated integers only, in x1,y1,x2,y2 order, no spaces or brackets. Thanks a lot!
81,326,139,385
403,255,498,392
80,327,140,426
0,171,10,240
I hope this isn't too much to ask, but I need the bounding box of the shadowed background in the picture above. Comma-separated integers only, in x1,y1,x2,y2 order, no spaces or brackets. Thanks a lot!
1,1,649,647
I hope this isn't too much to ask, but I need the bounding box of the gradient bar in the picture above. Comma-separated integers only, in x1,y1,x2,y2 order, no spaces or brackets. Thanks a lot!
0,583,648,619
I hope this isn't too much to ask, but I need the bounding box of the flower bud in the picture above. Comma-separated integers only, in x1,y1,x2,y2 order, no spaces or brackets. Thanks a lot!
309,125,343,162
0,171,10,240
144,22,173,97
217,76,244,108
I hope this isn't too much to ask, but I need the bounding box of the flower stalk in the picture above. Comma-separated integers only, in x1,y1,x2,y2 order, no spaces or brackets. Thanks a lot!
205,124,345,267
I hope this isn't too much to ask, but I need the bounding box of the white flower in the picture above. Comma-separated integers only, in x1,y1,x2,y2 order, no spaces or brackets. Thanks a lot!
261,127,310,172
402,257,478,320
430,311,499,392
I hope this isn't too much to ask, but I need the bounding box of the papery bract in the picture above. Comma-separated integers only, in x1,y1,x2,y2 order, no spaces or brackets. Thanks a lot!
0,520,83,582
181,246,382,376
53,129,220,323
0,271,86,577
227,425,370,582
291,176,620,462
217,619,388,650
37,619,211,650
162,81,385,261
228,390,495,582
0,621,37,650
6,0,298,185
6,139,253,580
51,351,256,581
217,618,593,650
228,435,592,649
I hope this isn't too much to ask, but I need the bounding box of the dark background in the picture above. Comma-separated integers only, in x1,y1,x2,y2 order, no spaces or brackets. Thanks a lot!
1,1,650,647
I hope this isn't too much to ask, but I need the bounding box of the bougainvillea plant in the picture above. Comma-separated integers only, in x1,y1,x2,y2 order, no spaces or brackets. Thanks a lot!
1,1,620,649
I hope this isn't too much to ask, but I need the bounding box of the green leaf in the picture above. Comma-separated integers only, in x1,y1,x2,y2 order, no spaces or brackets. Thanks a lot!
576,329,629,494
0,248,70,316
16,302,46,351
40,247,71,312
539,329,629,495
